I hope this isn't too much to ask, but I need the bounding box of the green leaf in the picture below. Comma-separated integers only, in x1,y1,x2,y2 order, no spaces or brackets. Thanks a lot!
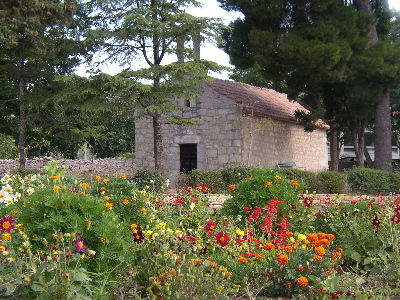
31,283,45,292
355,277,366,285
351,251,362,262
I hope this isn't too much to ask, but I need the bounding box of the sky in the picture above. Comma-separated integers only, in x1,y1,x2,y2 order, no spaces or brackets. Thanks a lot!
76,0,400,79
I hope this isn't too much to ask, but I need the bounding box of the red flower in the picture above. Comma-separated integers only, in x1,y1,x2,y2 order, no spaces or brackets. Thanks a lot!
215,231,231,247
372,216,381,229
204,221,217,232
391,214,400,225
133,230,145,243
303,197,312,208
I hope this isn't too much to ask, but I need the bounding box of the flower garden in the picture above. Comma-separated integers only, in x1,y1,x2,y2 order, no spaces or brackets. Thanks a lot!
0,163,399,299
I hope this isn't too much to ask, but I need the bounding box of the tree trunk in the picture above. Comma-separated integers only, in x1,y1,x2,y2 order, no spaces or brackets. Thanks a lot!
152,113,164,174
329,129,339,172
350,120,366,168
354,0,392,171
374,89,392,170
18,77,26,168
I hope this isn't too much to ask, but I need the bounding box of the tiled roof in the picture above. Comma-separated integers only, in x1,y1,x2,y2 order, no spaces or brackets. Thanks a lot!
207,78,327,128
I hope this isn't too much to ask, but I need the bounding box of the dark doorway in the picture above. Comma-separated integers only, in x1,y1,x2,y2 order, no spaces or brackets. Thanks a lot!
180,144,197,172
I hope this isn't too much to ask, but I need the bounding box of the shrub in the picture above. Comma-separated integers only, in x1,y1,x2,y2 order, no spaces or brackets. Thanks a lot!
316,171,347,194
131,168,166,193
220,165,253,187
346,168,393,195
277,168,321,192
185,169,225,193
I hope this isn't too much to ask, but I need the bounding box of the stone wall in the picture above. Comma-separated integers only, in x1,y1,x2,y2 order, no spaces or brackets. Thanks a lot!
241,116,329,171
0,157,136,175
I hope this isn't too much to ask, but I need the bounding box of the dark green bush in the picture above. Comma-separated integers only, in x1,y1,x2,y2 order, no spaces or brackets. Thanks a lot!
131,168,166,193
346,168,393,195
389,172,400,193
220,165,253,186
185,169,225,193
316,171,346,194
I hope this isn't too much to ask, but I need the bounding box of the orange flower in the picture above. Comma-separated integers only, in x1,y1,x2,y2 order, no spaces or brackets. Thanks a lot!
283,246,294,254
103,195,110,202
313,255,323,262
277,254,289,265
237,257,248,263
263,182,273,187
336,247,343,253
86,220,92,226
263,243,276,251
317,232,326,240
351,199,359,205
123,199,130,204
245,177,251,180
141,208,147,214
306,234,318,242
319,239,330,247
255,253,264,260
210,262,218,269
81,182,89,188
228,185,236,190
297,277,308,287
331,251,342,260
274,176,281,179
12,211,18,216
326,234,335,241
120,176,127,180
94,176,101,180
102,179,109,184
286,282,292,289
297,265,304,273
285,231,294,237
105,202,113,210
326,268,332,275
101,237,107,243
315,246,326,256
50,176,59,180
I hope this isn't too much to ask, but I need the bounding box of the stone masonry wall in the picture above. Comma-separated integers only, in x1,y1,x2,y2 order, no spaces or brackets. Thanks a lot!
241,117,328,171
0,157,136,175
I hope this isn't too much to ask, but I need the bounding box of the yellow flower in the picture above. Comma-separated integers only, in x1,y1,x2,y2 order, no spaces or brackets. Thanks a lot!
1,234,11,241
130,224,138,229
274,176,281,179
52,186,61,192
105,202,113,210
297,234,307,241
156,222,167,229
235,228,245,236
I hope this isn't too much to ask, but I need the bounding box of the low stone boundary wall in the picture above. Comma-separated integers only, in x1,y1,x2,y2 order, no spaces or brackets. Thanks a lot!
0,158,136,175
205,193,391,209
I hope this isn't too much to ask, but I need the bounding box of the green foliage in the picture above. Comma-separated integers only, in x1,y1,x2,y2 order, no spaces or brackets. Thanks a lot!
220,165,254,187
346,168,395,195
277,168,321,192
0,134,18,159
220,168,305,226
131,168,167,193
185,169,226,193
316,171,347,194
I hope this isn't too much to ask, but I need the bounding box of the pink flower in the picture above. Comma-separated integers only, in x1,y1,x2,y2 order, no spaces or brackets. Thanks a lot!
391,214,400,225
74,237,88,252
215,231,231,247
0,216,15,233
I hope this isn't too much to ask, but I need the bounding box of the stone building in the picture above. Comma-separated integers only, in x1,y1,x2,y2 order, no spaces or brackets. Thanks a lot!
134,78,329,186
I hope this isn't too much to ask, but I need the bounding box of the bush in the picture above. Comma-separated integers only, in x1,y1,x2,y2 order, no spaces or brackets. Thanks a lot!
185,169,225,193
277,168,322,192
220,165,253,186
131,168,166,193
346,168,393,195
316,171,347,194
